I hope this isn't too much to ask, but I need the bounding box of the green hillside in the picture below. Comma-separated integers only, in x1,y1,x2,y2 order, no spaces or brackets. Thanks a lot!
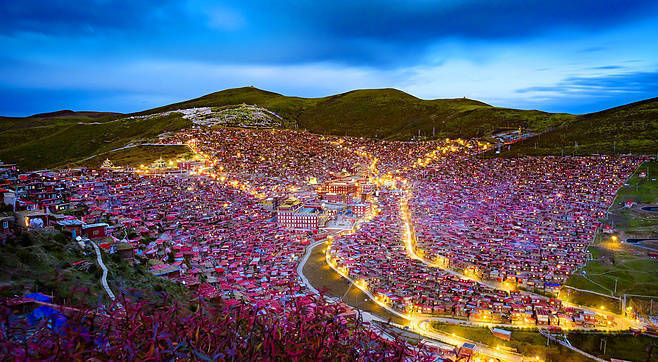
0,113,191,170
77,144,192,169
144,87,576,139
0,230,189,307
0,87,655,170
492,97,658,157
294,89,575,138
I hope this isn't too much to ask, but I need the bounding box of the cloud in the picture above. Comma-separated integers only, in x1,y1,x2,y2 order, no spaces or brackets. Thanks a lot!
0,0,180,35
1,53,656,116
295,0,658,42
0,1,656,116
0,60,399,116
517,70,658,95
590,65,623,70
0,86,170,116
2,0,657,66
514,70,658,113
579,46,607,53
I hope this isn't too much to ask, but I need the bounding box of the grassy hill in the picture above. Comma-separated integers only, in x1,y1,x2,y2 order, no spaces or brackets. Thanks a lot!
0,113,191,170
0,230,189,307
143,87,576,139
0,87,655,170
491,97,658,157
29,110,122,119
77,144,192,169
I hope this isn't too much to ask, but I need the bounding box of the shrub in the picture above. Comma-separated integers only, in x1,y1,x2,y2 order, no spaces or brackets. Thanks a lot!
17,233,33,247
0,291,425,360
16,249,33,264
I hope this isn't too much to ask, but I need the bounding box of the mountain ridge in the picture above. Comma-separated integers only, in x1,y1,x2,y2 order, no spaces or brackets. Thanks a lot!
0,87,656,169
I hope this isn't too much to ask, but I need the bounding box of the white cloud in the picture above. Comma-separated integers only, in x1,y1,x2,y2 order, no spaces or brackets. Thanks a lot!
1,18,656,114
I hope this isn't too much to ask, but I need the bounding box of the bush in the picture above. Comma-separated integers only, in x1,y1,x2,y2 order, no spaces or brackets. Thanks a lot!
16,233,33,247
16,248,33,264
53,232,70,244
0,291,424,360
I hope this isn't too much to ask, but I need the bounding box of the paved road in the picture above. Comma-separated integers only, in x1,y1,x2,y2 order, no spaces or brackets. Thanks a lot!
297,238,431,348
295,147,535,360
301,142,639,359
398,185,638,331
296,238,327,296
78,143,187,163
90,241,116,301
324,246,411,321
416,323,528,362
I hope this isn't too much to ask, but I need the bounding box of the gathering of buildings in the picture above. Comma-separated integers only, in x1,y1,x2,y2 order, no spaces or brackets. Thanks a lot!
0,124,650,335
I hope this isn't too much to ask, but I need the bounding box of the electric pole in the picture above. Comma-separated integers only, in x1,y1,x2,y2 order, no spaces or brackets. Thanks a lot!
614,278,618,295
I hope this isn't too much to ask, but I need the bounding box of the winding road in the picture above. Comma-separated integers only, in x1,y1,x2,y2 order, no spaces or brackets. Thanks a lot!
90,240,117,302
295,142,644,361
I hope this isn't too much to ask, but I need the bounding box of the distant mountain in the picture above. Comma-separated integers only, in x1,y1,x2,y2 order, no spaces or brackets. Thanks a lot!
0,87,655,170
29,110,123,119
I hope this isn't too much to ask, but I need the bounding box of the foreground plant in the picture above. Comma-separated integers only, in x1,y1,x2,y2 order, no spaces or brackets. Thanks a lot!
1,289,428,360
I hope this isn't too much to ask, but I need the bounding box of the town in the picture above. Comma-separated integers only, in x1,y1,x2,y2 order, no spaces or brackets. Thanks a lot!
3,0,658,359
1,123,655,361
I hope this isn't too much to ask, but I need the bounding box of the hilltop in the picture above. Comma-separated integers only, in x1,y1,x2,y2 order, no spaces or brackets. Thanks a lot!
140,87,575,139
0,87,656,170
29,110,123,119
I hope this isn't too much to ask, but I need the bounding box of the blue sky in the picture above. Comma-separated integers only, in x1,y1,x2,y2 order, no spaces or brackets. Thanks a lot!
1,0,657,116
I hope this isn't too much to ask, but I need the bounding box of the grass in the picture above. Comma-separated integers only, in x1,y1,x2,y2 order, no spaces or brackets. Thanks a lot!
565,161,658,311
2,87,655,170
430,322,588,361
491,97,658,157
560,276,623,313
0,231,189,307
104,250,190,303
0,113,192,169
77,144,192,169
431,322,658,361
615,160,658,205
0,87,575,170
0,231,105,306
566,332,657,361
152,87,576,140
566,243,658,297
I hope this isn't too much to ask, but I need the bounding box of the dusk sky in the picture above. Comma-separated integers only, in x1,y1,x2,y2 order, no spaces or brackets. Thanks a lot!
1,0,657,116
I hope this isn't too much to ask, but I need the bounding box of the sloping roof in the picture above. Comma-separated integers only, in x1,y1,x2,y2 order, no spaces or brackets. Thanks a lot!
82,223,109,229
